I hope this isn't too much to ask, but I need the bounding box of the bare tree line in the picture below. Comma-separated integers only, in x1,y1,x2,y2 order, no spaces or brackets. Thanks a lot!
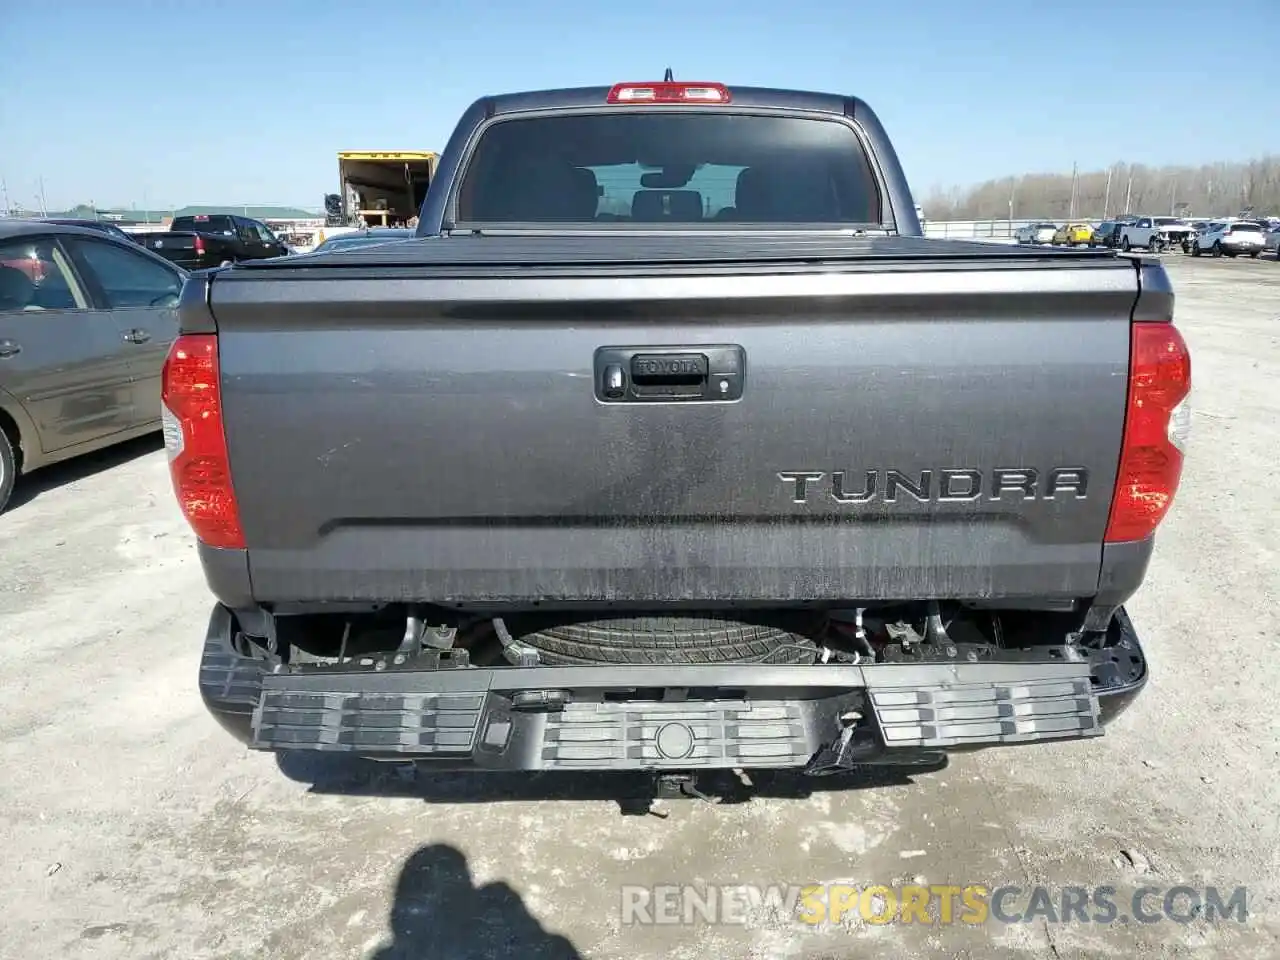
922,156,1280,221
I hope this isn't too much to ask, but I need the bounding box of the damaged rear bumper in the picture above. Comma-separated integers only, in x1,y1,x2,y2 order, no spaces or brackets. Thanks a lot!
198,605,1148,773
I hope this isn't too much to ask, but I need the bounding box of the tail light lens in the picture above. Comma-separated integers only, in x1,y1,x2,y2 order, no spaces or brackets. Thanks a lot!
194,235,205,256
1104,322,1191,543
606,82,731,104
161,334,244,549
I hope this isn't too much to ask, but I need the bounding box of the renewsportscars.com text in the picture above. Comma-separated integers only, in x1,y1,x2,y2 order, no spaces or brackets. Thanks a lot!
620,883,1249,927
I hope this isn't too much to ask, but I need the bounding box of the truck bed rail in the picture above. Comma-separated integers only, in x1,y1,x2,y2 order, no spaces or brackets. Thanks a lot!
233,233,1122,272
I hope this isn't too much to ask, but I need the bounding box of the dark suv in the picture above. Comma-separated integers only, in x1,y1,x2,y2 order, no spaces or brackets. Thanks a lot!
1089,221,1122,248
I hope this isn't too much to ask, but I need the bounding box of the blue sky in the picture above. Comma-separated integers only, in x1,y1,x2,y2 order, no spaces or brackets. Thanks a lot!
2,0,1276,211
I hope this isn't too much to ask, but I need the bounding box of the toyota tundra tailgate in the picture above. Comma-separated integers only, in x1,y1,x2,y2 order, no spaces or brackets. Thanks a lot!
200,235,1142,607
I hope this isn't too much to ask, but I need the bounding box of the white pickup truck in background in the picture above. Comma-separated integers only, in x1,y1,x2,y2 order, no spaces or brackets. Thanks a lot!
1118,216,1193,252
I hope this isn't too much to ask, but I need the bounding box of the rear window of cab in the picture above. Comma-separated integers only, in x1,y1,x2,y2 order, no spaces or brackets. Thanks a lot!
455,111,883,226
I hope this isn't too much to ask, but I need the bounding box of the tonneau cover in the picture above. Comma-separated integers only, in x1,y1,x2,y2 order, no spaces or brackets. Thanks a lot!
234,233,1120,271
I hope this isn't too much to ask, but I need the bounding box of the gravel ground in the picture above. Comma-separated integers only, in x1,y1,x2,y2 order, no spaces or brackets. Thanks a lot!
1,254,1278,959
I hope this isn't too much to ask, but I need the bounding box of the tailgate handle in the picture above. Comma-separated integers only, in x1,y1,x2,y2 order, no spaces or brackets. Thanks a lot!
630,353,707,388
595,345,745,403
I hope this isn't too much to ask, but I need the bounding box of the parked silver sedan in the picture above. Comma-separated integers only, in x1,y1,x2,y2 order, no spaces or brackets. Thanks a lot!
0,220,186,512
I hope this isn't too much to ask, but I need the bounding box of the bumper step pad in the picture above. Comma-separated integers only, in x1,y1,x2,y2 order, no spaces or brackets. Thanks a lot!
543,700,814,768
255,691,487,755
254,691,819,768
246,657,1102,771
868,673,1100,749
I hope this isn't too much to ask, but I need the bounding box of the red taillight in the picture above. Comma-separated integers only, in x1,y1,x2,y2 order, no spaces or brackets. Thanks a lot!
606,82,731,104
1104,322,1192,543
194,235,205,256
161,334,244,549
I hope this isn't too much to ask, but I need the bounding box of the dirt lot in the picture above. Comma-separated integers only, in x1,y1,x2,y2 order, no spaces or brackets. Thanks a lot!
2,254,1278,960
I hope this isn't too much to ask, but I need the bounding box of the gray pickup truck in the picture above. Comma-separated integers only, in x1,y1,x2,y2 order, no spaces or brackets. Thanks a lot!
175,81,1191,797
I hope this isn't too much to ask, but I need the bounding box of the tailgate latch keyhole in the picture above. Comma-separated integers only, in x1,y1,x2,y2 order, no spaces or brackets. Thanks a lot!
603,363,625,398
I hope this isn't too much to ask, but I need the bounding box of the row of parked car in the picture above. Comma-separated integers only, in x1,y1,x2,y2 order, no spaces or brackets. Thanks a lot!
35,215,419,269
1015,214,1280,259
37,214,291,269
0,217,193,512
0,214,427,513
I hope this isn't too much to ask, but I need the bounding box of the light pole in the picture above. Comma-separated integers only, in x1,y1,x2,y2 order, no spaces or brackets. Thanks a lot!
1008,179,1016,238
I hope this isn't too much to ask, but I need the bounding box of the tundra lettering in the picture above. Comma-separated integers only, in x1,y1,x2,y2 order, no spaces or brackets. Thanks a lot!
778,471,827,504
780,468,1091,504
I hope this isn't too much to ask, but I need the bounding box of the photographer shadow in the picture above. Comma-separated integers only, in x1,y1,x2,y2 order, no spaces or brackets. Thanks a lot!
370,843,581,960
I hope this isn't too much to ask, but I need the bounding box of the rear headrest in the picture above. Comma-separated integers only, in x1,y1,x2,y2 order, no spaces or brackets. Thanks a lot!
631,190,703,222
0,265,34,311
733,167,771,219
476,158,588,220
736,162,851,222
568,167,600,219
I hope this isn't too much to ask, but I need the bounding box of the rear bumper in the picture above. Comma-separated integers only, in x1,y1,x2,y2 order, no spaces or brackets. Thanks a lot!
198,605,1148,772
